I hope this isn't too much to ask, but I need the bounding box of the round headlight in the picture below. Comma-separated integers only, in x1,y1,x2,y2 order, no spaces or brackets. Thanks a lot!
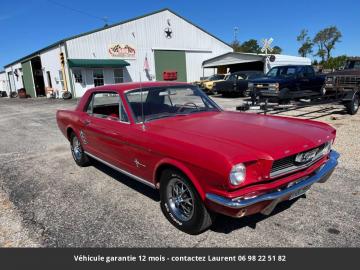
322,141,332,156
229,163,246,186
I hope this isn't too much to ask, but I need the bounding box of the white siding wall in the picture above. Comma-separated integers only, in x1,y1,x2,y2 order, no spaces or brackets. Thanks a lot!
5,63,23,92
40,45,66,92
66,10,232,96
0,72,10,96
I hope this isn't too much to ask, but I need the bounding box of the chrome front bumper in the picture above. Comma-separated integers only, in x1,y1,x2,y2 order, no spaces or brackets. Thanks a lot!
206,151,339,213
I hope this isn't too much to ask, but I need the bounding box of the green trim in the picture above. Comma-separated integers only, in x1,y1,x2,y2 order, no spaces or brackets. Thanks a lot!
67,59,130,68
4,8,231,68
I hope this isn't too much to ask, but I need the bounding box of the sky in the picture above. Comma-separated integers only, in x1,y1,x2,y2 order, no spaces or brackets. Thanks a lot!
0,0,359,68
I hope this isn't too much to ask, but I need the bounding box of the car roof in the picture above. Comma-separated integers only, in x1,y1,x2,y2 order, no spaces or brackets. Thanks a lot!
89,81,191,93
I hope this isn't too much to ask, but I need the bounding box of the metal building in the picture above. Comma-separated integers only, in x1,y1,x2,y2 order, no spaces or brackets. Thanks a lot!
202,52,311,74
3,8,232,98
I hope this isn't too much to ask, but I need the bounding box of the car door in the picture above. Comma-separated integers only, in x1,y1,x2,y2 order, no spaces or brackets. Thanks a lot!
304,66,319,91
80,91,132,171
297,67,311,91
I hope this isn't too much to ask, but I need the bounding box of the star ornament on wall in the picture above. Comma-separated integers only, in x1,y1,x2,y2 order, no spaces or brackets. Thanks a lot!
164,27,173,39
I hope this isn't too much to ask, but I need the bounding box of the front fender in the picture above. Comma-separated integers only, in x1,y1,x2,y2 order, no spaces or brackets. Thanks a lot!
153,158,206,200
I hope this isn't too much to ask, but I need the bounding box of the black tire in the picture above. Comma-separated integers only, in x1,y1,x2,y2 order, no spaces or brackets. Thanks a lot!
345,94,359,115
278,88,291,104
160,169,215,234
70,132,91,167
10,92,18,98
62,92,73,100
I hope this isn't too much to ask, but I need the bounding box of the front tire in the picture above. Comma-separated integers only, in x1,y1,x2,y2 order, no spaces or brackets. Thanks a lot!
345,94,359,115
70,133,91,167
160,169,214,234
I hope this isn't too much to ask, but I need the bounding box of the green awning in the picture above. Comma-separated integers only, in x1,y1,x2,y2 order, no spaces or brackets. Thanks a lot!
68,59,130,68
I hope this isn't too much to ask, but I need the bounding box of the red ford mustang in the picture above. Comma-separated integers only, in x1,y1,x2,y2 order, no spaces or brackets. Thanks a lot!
56,82,339,234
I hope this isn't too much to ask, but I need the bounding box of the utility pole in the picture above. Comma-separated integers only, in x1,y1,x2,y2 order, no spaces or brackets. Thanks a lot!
233,27,239,42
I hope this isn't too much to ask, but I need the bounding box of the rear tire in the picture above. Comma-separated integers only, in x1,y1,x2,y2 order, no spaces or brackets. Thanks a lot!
160,169,215,234
70,133,91,167
345,94,359,115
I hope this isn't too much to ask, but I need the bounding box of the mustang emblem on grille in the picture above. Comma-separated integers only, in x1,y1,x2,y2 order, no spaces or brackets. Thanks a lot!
295,149,318,164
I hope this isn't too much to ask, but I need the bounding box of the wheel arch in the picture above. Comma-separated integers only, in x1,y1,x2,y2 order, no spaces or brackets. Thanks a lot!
66,126,75,141
153,159,205,200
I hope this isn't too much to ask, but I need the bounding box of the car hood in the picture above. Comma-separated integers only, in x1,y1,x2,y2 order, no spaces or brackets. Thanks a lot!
326,70,360,76
147,111,335,162
205,79,224,85
251,76,289,84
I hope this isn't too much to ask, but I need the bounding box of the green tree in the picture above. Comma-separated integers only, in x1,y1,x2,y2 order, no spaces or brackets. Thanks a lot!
297,29,313,57
231,39,282,54
230,40,242,52
322,55,347,70
239,39,261,53
313,26,342,62
272,46,282,54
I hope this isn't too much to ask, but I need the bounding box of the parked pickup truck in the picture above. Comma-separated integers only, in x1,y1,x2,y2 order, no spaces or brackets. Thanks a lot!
323,57,360,115
250,65,325,102
57,81,339,234
213,70,264,97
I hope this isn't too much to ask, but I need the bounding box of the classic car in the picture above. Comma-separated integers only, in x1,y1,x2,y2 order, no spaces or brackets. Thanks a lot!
199,74,227,94
193,76,210,87
250,65,325,103
193,74,224,87
323,57,360,115
214,71,264,97
56,81,339,234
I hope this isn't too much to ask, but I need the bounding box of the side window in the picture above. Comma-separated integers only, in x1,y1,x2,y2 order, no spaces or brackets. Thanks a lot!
303,66,314,78
86,92,129,123
86,95,93,114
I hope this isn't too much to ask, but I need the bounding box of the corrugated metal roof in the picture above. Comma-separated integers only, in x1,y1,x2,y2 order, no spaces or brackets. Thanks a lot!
4,8,231,68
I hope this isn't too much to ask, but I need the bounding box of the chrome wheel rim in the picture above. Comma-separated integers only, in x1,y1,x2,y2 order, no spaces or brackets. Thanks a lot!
71,136,83,161
166,178,194,222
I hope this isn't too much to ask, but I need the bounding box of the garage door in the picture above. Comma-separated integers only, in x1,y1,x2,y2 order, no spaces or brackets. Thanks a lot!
21,61,36,97
154,50,187,82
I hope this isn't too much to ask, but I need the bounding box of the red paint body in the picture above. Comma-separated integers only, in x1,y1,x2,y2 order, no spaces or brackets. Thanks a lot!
56,82,336,217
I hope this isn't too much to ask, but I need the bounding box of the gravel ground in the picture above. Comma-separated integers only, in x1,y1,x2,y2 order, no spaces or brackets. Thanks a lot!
0,96,359,247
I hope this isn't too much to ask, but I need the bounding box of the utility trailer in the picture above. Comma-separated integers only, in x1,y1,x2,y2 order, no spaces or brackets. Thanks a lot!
236,90,359,116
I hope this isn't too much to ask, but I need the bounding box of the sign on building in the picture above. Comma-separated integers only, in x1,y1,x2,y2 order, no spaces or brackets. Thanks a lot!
108,44,136,58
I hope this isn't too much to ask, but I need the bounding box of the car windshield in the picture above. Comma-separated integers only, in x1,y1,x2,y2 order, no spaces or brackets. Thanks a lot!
267,66,297,78
208,74,225,81
125,86,221,123
344,60,360,70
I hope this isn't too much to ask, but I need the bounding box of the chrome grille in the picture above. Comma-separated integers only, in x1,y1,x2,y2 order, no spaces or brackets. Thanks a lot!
335,76,360,86
270,144,326,178
254,83,270,90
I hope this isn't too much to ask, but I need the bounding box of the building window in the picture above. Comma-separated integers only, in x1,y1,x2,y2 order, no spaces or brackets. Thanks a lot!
93,70,104,87
114,68,124,83
73,70,83,83
58,70,65,90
